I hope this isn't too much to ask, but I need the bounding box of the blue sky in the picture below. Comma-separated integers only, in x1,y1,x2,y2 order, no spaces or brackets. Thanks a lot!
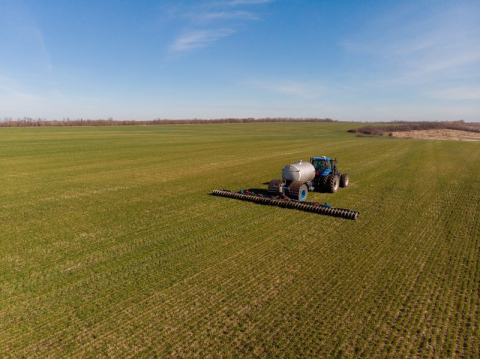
0,0,479,121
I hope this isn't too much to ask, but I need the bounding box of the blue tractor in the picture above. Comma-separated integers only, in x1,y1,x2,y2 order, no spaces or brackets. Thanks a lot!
310,156,349,193
268,156,350,201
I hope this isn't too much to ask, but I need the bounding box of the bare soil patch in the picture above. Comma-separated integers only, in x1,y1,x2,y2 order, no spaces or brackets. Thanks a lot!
390,129,480,142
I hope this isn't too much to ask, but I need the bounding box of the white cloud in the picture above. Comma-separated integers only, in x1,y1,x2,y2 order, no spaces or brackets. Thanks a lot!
167,0,272,54
192,10,259,23
33,27,53,73
170,29,235,52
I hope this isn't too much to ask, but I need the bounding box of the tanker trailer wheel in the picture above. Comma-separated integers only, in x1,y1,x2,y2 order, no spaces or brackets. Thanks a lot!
327,175,340,193
340,174,350,188
289,181,308,201
268,179,283,194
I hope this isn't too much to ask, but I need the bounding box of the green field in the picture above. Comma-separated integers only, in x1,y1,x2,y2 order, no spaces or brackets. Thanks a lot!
1,123,479,357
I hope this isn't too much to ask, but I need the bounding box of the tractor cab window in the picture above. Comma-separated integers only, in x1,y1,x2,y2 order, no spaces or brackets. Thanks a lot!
312,159,331,171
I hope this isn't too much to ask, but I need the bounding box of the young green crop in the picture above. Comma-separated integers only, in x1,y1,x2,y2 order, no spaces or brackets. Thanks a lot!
0,123,478,357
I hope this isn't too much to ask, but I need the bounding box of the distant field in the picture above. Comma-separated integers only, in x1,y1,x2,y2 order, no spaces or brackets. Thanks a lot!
1,123,479,357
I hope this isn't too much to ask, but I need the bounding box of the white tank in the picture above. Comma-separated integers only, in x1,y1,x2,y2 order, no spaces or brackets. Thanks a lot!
282,160,315,183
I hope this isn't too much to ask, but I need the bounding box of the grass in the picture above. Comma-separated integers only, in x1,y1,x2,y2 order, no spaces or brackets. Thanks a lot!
0,122,479,357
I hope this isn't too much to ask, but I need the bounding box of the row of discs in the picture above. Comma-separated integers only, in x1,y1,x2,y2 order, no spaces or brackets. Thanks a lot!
212,190,359,220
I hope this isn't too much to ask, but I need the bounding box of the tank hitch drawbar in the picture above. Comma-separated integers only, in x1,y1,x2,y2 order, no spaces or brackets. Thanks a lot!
212,189,360,220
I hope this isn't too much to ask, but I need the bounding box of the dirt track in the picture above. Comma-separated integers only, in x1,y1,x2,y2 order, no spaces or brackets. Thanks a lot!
391,129,480,142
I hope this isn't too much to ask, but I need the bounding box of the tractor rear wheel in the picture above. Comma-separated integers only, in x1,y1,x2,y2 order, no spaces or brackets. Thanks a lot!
340,174,350,188
289,181,308,201
327,175,340,193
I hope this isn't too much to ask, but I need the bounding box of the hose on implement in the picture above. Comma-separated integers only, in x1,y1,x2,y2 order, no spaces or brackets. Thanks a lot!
212,189,359,220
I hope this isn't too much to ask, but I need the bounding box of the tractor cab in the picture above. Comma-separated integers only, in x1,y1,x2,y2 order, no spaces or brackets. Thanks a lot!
310,156,336,177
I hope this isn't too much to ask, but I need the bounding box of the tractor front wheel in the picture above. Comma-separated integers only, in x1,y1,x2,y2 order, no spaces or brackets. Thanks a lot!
327,175,340,193
320,175,329,191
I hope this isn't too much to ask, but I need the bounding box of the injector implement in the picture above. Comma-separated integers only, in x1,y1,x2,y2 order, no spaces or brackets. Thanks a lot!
212,157,359,220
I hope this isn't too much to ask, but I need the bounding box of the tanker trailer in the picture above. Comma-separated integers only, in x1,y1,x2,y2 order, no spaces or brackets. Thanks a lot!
268,160,316,201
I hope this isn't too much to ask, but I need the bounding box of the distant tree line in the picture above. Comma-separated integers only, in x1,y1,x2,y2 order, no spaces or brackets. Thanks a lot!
0,117,336,127
348,120,480,136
